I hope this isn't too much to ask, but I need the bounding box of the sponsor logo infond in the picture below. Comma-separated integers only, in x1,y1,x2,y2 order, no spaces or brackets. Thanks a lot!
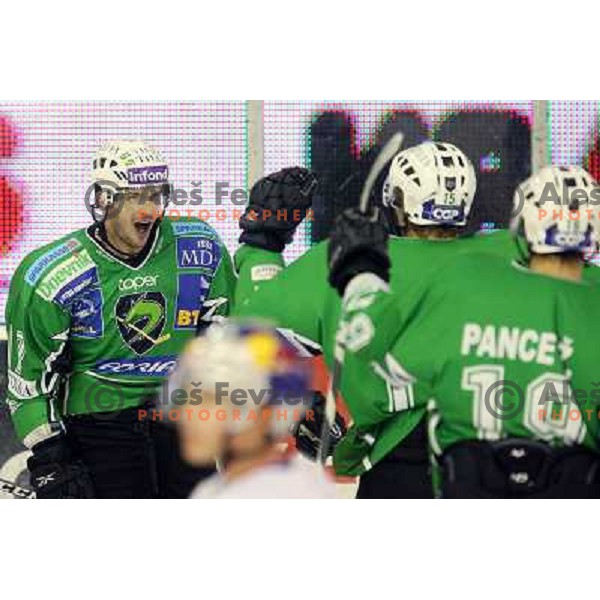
127,165,169,186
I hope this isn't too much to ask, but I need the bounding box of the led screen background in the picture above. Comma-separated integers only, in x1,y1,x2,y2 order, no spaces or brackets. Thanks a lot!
264,101,533,253
548,101,600,264
1,100,599,322
549,101,600,167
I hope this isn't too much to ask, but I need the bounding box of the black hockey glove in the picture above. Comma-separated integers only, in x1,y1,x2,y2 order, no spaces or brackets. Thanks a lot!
328,207,390,296
293,392,347,461
239,167,318,252
27,435,95,499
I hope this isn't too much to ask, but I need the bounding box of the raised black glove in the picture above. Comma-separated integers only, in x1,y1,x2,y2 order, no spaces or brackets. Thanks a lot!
328,207,391,296
27,435,95,499
293,392,347,461
239,167,318,252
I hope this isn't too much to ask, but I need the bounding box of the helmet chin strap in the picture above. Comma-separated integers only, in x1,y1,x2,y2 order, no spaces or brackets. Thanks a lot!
514,232,530,267
382,199,408,236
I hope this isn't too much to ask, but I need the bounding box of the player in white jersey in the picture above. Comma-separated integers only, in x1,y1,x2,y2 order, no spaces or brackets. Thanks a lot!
167,321,336,499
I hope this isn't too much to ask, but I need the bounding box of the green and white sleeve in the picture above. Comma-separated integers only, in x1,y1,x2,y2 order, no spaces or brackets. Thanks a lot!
5,265,71,447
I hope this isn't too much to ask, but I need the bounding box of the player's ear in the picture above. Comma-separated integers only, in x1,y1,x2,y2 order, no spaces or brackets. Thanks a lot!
95,184,110,210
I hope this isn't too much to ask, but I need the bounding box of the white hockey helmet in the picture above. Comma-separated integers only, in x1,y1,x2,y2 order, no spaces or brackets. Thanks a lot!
168,321,312,438
383,141,477,228
511,166,600,255
89,140,170,221
92,140,169,190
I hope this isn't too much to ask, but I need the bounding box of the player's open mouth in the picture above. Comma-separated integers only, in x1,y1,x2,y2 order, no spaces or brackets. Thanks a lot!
134,221,153,235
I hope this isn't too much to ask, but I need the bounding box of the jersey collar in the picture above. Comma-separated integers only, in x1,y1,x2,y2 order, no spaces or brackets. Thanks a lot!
85,220,162,271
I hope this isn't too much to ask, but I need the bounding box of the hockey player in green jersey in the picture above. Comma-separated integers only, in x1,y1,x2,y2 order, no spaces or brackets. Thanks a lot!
5,140,236,498
234,142,482,498
328,165,600,498
457,222,600,285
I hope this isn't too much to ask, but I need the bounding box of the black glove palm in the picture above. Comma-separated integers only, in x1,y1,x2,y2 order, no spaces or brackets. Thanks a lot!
28,435,95,499
239,167,318,252
328,207,391,296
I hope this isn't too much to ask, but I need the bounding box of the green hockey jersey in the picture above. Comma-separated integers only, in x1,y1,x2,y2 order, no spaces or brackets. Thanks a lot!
337,255,600,460
5,217,236,448
234,229,600,475
463,228,600,285
234,231,512,475
235,232,516,350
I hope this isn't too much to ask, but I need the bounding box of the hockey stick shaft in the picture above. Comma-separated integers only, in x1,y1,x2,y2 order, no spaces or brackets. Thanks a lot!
359,131,405,213
318,132,404,464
